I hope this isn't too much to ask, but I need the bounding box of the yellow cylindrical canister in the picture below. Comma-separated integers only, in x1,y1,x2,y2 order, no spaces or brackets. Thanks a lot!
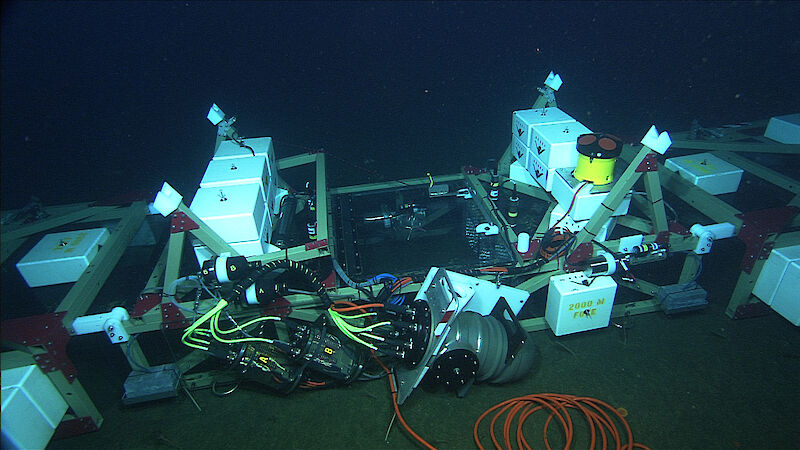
573,133,623,185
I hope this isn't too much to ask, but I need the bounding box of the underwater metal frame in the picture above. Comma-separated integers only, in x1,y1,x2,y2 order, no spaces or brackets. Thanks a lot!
1,110,799,440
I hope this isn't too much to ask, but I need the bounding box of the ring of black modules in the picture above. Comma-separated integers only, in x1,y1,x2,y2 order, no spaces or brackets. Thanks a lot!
424,349,478,390
402,300,432,369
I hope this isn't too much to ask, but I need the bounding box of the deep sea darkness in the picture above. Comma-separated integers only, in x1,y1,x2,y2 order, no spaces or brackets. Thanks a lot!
2,1,799,210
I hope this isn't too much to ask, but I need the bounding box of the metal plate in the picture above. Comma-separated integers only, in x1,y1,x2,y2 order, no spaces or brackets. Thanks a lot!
394,268,458,404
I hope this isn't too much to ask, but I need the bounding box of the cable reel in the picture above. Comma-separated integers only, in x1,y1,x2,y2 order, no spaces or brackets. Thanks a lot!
420,300,538,397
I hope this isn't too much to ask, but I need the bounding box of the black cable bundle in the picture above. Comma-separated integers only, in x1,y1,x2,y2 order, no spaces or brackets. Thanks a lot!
231,259,331,307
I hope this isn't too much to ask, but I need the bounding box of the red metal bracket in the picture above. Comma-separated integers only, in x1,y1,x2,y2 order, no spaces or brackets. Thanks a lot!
305,238,328,251
733,302,772,320
635,152,659,172
53,416,99,439
737,206,799,273
171,211,199,233
655,231,672,246
132,293,163,318
1,312,77,383
321,269,337,288
463,165,488,175
566,242,593,267
518,238,539,261
438,310,454,325
260,297,293,318
160,302,191,330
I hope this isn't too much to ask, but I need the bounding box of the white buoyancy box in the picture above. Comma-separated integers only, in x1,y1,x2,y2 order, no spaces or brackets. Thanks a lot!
201,156,268,200
545,272,617,336
664,152,743,195
190,183,266,242
192,212,270,266
764,113,800,144
512,107,576,148
551,169,631,221
549,204,616,241
193,239,272,267
1,363,68,449
512,136,528,168
753,245,800,304
509,160,538,189
213,137,279,214
526,148,557,191
771,260,800,326
16,228,109,288
531,121,592,169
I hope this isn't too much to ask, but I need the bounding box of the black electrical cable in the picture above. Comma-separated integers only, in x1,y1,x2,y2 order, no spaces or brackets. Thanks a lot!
232,135,256,156
359,370,388,381
538,227,575,261
284,360,310,395
556,236,576,261
232,259,332,307
353,285,376,301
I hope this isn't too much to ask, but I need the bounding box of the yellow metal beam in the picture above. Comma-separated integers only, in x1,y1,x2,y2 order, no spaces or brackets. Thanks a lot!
574,145,650,247
712,151,800,195
671,140,800,154
659,166,743,230
643,171,669,233
277,153,317,170
464,173,522,266
614,213,653,234
315,152,329,242
1,204,117,256
58,202,148,327
329,173,464,195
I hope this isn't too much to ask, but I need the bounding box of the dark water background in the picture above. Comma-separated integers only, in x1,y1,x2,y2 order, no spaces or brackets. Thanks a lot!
3,1,799,209
3,2,800,449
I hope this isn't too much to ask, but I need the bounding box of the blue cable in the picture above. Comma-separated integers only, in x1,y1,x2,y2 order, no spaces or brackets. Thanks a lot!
390,293,407,305
374,273,398,283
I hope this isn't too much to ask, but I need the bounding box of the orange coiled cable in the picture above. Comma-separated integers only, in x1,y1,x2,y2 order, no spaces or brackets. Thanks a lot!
474,393,651,450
